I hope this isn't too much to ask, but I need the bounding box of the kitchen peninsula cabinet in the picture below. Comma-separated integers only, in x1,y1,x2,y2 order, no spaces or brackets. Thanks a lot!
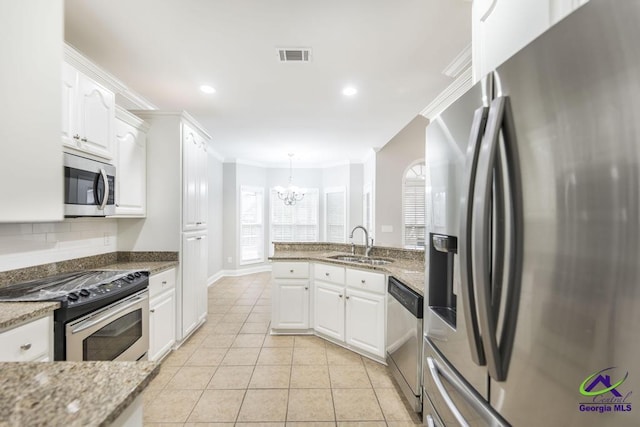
271,262,310,331
148,268,176,361
0,0,63,222
0,315,53,362
121,111,211,342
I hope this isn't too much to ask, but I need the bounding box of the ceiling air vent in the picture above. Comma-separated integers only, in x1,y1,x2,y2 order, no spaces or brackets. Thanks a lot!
277,48,312,63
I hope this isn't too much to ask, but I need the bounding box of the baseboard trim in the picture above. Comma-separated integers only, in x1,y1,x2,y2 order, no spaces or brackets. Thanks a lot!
207,265,273,286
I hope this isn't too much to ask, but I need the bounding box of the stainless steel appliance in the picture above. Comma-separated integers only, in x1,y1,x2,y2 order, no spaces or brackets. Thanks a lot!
64,153,115,217
0,270,149,361
387,276,423,413
424,1,639,425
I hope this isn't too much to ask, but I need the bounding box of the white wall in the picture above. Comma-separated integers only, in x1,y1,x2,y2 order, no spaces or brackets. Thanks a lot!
0,219,118,272
208,152,224,281
375,115,428,247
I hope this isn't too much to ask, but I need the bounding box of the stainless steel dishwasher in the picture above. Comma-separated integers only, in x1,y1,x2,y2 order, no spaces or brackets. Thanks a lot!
386,276,424,414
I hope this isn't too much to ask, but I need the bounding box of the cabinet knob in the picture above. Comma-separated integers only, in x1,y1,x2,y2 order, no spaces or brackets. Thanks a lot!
20,343,32,351
339,294,343,298
346,295,350,300
81,137,87,142
290,269,294,273
162,281,167,285
150,309,155,313
73,134,80,140
361,280,366,284
304,287,308,290
196,222,202,225
325,272,329,276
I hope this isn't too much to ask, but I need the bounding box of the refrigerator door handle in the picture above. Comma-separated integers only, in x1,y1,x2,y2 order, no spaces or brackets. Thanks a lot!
458,106,489,366
426,357,471,427
473,95,523,382
472,95,505,380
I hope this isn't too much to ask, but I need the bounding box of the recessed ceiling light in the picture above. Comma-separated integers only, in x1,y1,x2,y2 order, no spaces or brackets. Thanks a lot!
200,85,216,94
342,86,357,97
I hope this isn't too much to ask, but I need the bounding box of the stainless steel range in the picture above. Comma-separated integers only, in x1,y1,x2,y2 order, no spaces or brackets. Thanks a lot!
0,270,149,361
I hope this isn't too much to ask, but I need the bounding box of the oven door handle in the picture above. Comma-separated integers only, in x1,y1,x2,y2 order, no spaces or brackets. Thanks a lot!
71,293,147,335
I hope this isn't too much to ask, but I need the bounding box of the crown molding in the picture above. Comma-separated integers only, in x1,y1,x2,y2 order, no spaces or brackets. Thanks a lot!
442,44,472,78
420,67,473,120
129,110,213,141
64,43,157,110
115,106,150,132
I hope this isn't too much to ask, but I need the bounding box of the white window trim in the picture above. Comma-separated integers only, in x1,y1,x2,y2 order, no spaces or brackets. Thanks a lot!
239,185,265,266
324,186,347,243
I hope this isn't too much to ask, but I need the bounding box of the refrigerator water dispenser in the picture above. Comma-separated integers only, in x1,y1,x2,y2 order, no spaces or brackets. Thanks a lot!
429,233,458,328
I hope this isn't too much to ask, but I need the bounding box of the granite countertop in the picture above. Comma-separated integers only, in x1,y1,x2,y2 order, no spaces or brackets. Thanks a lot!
97,261,178,275
0,302,59,330
0,361,159,427
270,250,425,295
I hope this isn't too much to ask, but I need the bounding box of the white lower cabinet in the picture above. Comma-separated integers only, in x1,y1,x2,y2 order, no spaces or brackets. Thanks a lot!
314,281,345,341
312,263,386,358
182,233,208,339
345,288,385,357
148,268,176,361
0,315,53,362
271,262,310,331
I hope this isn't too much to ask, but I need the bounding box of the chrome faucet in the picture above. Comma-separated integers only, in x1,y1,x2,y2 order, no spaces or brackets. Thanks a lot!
349,225,374,257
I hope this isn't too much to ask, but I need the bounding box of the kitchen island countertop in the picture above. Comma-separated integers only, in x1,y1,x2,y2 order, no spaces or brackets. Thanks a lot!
0,361,159,427
0,301,59,330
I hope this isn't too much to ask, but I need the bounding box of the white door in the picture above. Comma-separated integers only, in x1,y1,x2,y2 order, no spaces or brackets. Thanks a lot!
196,233,208,323
345,289,385,357
182,124,199,231
273,280,309,330
314,281,345,342
149,289,176,361
61,62,79,149
77,73,115,159
115,119,146,216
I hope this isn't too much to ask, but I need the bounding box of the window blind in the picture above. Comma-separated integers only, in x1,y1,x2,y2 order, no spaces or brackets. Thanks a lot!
270,188,319,242
325,188,346,243
403,163,427,250
240,186,264,264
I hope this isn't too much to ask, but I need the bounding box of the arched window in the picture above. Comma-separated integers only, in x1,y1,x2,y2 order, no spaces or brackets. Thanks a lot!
403,161,427,249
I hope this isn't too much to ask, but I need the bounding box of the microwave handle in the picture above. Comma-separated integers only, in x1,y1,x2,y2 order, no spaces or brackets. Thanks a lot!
99,168,109,210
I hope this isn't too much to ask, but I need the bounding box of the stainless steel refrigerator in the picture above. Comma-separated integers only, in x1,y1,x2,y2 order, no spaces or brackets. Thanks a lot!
423,1,639,426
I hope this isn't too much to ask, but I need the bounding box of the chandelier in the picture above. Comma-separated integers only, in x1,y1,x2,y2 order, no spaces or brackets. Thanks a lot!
275,153,305,206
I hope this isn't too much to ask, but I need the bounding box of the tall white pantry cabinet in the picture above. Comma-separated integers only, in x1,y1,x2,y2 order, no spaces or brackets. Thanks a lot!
123,111,210,342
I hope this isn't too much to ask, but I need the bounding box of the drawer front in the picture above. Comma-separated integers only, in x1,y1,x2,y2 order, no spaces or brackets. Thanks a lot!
149,268,176,298
272,262,309,279
346,268,386,294
0,315,51,362
314,263,346,285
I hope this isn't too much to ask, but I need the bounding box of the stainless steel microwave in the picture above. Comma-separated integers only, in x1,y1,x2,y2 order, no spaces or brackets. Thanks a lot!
63,153,115,217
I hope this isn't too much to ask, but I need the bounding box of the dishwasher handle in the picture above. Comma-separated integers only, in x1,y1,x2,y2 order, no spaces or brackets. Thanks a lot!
388,276,423,318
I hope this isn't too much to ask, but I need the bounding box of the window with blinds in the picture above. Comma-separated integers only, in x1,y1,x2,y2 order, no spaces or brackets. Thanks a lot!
324,187,346,243
403,163,426,250
270,188,319,243
239,186,264,264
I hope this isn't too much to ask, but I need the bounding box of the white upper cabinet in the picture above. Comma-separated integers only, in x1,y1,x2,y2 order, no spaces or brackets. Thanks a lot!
61,62,115,160
182,123,208,231
114,107,148,217
472,0,589,81
0,0,63,222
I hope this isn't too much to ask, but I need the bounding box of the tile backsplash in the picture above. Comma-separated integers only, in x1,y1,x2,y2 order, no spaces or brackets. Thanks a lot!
0,219,117,272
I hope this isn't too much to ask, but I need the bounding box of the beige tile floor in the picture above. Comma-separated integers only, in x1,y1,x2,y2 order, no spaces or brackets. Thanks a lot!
143,272,421,427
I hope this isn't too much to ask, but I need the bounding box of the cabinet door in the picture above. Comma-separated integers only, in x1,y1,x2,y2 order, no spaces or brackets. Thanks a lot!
115,119,146,216
77,73,115,159
196,233,208,323
272,280,309,330
314,281,345,342
197,139,208,228
181,234,200,338
182,124,200,231
345,288,385,357
61,62,79,149
149,289,176,361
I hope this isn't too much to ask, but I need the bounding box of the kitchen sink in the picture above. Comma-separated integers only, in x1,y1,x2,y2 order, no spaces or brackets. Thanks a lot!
329,255,393,266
